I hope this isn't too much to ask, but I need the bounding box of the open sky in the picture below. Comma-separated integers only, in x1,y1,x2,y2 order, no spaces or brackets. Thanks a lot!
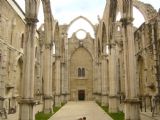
15,0,160,38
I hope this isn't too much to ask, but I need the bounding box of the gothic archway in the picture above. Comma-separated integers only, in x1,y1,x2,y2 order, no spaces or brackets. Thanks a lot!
70,47,93,101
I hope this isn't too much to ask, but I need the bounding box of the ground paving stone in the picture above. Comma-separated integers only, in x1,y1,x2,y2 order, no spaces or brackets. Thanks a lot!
49,101,113,120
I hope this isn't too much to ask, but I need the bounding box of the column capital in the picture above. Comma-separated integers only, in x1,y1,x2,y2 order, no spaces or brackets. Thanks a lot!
124,98,140,104
120,17,134,26
25,17,39,24
45,43,52,49
43,95,53,100
18,98,36,105
109,95,119,99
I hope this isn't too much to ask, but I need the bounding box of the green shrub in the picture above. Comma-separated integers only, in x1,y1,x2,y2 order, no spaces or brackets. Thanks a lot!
96,102,124,120
35,103,65,120
35,112,52,120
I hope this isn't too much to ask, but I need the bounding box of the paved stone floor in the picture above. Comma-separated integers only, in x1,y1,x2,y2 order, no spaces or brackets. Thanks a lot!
49,101,113,120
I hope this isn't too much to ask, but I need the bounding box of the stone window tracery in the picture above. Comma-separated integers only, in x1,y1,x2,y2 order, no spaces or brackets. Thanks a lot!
78,67,85,77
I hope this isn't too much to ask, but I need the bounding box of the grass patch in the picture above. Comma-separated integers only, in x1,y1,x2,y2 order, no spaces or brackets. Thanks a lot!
35,112,52,120
53,106,61,113
35,103,65,120
96,101,124,120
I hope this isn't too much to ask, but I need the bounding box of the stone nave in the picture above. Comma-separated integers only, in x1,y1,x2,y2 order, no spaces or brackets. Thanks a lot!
0,0,160,120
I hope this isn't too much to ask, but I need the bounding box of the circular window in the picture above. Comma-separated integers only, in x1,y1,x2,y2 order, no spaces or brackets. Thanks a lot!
76,30,87,40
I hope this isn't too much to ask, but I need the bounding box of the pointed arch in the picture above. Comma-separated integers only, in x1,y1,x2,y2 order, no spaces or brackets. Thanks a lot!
53,20,59,43
117,0,157,23
102,22,107,53
69,47,93,61
68,16,95,31
53,21,60,55
67,16,95,38
133,0,157,23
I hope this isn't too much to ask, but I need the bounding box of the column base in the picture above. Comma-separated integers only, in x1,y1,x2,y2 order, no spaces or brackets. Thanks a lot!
124,98,140,120
94,93,101,103
43,95,53,113
55,95,61,107
109,95,118,113
61,94,68,104
101,94,108,106
19,99,36,120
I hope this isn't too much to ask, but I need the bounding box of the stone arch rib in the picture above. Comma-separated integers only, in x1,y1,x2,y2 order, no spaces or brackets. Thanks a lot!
133,0,157,23
67,16,95,32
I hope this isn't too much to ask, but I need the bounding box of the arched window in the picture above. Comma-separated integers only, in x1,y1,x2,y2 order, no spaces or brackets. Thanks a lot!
21,33,24,48
78,67,85,77
82,68,85,77
78,68,81,77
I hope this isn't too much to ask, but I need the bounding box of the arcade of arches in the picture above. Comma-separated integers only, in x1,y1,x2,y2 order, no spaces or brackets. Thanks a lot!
0,0,160,120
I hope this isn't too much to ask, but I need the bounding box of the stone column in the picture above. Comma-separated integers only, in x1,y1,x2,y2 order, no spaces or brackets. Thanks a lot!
0,46,7,109
94,62,99,101
61,33,68,102
101,55,108,106
19,1,39,120
43,44,53,113
64,33,70,100
121,0,140,119
109,44,118,112
55,56,61,106
61,62,66,102
41,0,55,113
97,62,102,102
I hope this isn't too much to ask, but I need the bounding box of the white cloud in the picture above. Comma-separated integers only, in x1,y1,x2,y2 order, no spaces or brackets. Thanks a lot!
15,0,160,31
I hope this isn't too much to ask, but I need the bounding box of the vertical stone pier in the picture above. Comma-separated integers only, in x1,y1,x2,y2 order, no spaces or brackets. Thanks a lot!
101,55,108,106
55,56,61,106
19,1,40,120
43,44,53,113
109,44,118,112
121,0,140,119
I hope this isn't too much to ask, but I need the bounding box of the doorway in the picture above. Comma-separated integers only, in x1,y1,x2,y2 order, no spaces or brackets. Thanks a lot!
78,90,85,101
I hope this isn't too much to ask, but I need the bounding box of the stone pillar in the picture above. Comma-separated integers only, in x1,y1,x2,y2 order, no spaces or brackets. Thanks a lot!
55,57,61,106
101,55,108,106
19,1,40,120
64,33,69,100
41,0,55,113
43,44,53,113
19,19,37,120
93,61,97,101
0,46,7,109
109,44,118,112
62,33,68,102
93,61,98,100
97,62,102,102
121,0,140,119
61,62,66,102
